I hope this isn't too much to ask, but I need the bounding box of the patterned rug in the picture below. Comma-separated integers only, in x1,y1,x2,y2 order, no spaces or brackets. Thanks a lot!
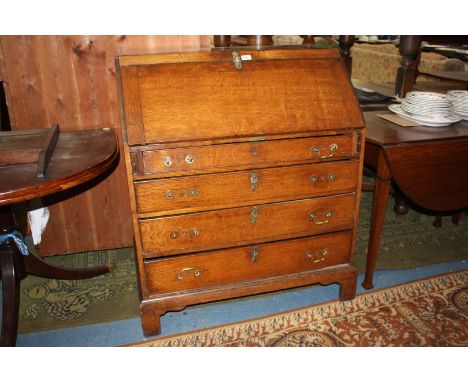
128,269,468,346
354,190,468,271
18,247,140,333
17,189,468,333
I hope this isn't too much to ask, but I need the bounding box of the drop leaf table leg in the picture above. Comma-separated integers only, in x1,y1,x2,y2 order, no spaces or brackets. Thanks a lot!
362,150,392,290
0,206,111,347
24,252,111,280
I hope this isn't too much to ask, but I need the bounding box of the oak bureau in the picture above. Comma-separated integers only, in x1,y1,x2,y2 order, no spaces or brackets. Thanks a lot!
116,48,365,336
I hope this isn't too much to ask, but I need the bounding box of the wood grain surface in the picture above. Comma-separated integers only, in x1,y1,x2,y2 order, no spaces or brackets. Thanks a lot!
0,35,210,255
139,194,356,257
138,134,356,177
144,231,353,294
117,48,365,336
121,56,363,144
135,161,359,216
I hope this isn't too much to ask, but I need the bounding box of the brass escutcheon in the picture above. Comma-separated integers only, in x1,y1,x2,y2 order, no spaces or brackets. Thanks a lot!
310,175,318,184
251,206,259,224
170,231,179,239
251,145,257,156
166,190,175,199
306,248,329,263
328,174,336,182
250,171,259,191
232,51,243,70
191,228,200,237
250,246,259,262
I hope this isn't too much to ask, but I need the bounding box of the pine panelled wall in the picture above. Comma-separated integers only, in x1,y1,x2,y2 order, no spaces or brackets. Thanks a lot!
0,35,211,255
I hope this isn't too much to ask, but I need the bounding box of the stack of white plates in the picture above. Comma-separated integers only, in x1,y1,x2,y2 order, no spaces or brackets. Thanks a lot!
393,91,461,127
448,90,468,121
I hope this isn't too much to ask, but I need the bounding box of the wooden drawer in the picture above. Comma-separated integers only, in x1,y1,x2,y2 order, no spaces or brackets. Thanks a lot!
144,232,353,294
139,193,355,257
135,161,359,216
138,135,355,176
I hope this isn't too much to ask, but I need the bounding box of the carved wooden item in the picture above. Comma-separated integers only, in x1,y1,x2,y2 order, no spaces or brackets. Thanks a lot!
117,48,365,336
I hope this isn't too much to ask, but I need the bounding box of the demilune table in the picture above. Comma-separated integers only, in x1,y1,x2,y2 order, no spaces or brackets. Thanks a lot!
0,127,118,346
362,111,468,289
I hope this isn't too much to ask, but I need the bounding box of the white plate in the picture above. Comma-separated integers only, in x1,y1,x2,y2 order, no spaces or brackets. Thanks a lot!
403,101,450,108
402,104,452,113
449,95,468,100
403,101,451,109
405,97,450,103
406,90,447,97
406,91,448,101
388,105,461,127
451,102,468,109
448,90,468,96
401,102,456,118
455,111,468,120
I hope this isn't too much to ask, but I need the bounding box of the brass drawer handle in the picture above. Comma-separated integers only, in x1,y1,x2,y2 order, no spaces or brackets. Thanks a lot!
250,171,259,191
170,228,200,239
176,267,202,281
250,246,259,262
251,206,259,224
185,154,195,164
163,156,173,167
311,143,338,159
306,248,329,263
309,210,333,225
166,188,199,199
310,174,337,184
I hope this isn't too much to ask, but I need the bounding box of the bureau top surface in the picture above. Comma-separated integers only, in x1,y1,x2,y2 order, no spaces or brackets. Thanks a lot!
117,48,364,145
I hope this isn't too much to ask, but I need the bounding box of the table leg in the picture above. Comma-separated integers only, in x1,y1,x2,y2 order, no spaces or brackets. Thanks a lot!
0,205,111,346
0,206,27,347
362,177,392,290
0,246,23,347
24,252,111,280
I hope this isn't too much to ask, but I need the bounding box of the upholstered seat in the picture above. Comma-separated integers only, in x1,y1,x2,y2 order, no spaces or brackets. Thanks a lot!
351,43,465,83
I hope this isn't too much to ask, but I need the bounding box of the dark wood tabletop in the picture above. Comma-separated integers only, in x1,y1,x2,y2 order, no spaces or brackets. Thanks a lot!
362,111,468,290
0,127,118,347
0,128,118,206
365,111,468,145
419,70,468,86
